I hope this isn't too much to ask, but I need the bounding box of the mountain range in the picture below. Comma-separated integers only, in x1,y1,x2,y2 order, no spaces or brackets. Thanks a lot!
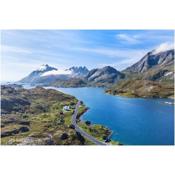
19,64,126,87
19,48,174,97
86,66,125,87
19,65,89,85
106,49,174,98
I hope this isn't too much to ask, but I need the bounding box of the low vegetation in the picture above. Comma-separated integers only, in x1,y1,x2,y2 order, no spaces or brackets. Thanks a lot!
78,121,120,145
106,78,174,98
1,85,117,145
49,78,88,88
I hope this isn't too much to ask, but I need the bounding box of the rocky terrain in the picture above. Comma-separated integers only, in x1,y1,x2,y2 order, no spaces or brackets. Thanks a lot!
19,65,89,85
18,65,125,87
18,48,174,98
124,49,174,74
106,79,174,98
49,78,88,88
1,85,112,145
86,66,125,87
107,49,174,98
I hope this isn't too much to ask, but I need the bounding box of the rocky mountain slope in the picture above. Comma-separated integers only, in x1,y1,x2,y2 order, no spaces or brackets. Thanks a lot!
67,66,89,77
106,79,174,98
86,66,125,87
19,65,89,85
19,65,125,87
50,78,87,87
107,49,174,98
18,48,174,97
124,49,174,81
19,64,57,84
124,49,174,73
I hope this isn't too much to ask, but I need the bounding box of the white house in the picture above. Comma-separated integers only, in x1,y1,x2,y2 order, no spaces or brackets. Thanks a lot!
63,106,70,111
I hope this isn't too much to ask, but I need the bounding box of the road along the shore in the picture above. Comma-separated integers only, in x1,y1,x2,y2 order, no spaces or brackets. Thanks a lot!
72,101,106,145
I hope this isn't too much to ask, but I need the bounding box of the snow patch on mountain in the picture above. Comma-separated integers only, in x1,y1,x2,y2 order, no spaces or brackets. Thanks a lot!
41,69,72,76
152,42,174,55
37,64,57,72
164,72,173,77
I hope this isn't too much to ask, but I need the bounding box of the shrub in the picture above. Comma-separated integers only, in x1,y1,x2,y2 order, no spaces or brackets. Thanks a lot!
85,121,91,126
60,133,69,140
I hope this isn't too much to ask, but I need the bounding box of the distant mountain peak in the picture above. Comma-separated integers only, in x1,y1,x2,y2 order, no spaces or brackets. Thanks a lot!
86,66,125,85
124,49,174,73
37,64,57,72
67,66,89,77
19,65,89,84
68,66,88,71
102,66,118,72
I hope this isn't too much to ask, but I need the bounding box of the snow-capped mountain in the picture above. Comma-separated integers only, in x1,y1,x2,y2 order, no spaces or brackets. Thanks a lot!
86,66,125,85
19,65,89,84
67,66,89,77
123,48,174,81
36,64,58,72
41,69,72,77
124,49,174,73
19,64,58,84
41,66,89,77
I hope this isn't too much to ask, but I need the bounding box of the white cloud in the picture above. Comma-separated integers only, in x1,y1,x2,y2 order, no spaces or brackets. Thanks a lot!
152,42,174,54
75,47,148,59
2,45,32,54
116,34,140,44
41,69,71,77
73,46,150,71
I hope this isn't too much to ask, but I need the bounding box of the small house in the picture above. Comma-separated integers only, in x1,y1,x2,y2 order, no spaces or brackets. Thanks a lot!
63,106,70,111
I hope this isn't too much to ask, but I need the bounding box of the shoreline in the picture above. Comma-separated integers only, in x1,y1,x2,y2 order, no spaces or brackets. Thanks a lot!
75,101,121,145
3,83,173,100
105,90,174,100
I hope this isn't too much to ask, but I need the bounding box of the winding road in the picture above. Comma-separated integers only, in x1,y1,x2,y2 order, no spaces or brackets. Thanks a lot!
72,101,106,145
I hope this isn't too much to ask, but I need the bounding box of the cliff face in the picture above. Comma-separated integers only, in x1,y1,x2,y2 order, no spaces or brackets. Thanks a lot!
86,66,125,86
107,49,174,98
124,49,174,73
19,65,89,85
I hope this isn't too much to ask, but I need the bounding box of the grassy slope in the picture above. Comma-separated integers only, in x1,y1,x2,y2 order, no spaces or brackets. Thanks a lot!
106,62,174,98
49,78,87,88
1,86,116,145
106,79,174,98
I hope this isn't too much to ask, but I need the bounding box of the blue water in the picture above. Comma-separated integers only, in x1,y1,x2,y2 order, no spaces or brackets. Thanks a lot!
53,87,174,145
23,85,174,145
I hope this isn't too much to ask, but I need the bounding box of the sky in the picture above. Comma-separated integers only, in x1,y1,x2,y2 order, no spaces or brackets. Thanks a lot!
1,30,174,81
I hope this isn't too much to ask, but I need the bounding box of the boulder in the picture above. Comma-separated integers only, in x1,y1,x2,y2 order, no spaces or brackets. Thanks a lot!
19,126,30,133
85,120,91,126
18,120,30,125
1,129,19,137
60,133,69,140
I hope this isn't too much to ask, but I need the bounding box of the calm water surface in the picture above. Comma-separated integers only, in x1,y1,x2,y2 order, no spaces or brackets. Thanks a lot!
55,87,174,145
24,85,174,145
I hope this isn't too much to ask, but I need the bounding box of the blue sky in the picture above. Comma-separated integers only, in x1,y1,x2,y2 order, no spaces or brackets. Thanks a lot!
1,30,174,81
